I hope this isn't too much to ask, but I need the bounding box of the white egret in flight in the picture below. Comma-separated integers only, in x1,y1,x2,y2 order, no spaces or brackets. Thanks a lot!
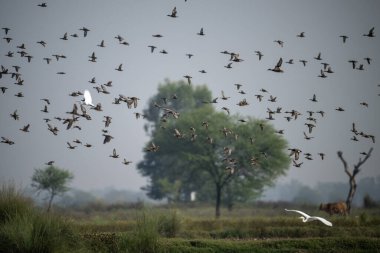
285,209,332,226
83,89,94,106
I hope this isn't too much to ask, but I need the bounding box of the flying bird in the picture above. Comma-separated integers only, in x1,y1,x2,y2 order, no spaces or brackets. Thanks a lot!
167,7,177,18
285,209,332,226
363,27,375,37
110,148,119,158
268,58,283,73
197,27,205,36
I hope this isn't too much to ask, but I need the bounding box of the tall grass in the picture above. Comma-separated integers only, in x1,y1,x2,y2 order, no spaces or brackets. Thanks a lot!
0,183,86,253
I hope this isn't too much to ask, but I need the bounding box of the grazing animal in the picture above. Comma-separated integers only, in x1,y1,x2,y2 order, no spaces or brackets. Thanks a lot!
319,201,348,216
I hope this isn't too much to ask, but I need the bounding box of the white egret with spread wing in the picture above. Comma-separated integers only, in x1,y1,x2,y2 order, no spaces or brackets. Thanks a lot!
285,209,332,226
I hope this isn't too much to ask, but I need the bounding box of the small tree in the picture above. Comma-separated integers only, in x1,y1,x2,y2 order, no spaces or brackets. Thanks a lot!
337,147,373,213
31,165,74,212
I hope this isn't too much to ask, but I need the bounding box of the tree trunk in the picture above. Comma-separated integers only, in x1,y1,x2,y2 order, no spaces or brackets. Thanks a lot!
47,193,55,212
346,176,357,213
215,184,222,218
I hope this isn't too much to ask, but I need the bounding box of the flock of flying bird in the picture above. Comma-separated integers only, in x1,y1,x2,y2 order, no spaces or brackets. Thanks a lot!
0,3,378,191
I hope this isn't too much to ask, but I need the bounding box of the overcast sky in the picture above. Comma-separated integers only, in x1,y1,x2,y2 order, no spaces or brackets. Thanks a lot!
1,0,379,193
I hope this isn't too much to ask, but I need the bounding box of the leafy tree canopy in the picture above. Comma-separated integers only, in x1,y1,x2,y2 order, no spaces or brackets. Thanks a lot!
138,80,290,217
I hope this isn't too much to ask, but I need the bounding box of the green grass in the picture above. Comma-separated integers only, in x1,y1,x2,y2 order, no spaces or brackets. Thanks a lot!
1,185,380,253
0,183,86,253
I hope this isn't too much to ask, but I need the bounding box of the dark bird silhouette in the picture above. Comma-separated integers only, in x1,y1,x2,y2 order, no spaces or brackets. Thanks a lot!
274,40,284,47
152,34,163,38
363,27,375,37
183,75,192,85
268,58,283,72
305,123,315,134
60,32,68,40
148,45,157,53
10,110,19,120
110,148,119,158
103,134,114,144
47,124,59,135
20,124,30,132
115,64,123,71
146,142,159,152
98,40,105,47
67,142,76,149
89,52,97,62
0,87,8,94
318,69,327,78
303,132,314,140
348,60,357,69
224,62,232,69
38,3,47,7
79,27,90,37
37,40,47,47
221,90,230,100
45,161,54,165
197,27,205,36
339,35,348,43
1,137,15,145
299,60,307,67
167,7,178,18
293,160,303,168
297,32,305,38
364,57,372,64
186,53,193,59
314,52,322,60
289,148,302,160
123,158,132,165
2,27,10,35
255,51,263,60
309,94,317,102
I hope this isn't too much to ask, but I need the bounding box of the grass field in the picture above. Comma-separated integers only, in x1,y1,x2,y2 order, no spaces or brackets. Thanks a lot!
1,185,380,252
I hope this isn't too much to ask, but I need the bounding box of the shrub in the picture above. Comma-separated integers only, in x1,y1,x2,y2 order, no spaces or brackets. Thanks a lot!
0,183,85,253
120,209,160,253
158,209,182,238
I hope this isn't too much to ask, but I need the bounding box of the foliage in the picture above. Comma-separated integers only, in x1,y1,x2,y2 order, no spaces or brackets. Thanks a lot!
31,165,74,212
0,183,85,253
138,80,290,217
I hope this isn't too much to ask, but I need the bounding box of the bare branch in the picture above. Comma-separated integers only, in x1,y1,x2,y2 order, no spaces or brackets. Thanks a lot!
337,150,352,178
354,147,373,175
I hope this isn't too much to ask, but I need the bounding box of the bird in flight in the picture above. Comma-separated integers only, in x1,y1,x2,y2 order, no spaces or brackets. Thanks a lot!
197,27,205,36
363,27,375,37
83,90,94,107
285,209,332,226
167,7,178,18
268,58,283,73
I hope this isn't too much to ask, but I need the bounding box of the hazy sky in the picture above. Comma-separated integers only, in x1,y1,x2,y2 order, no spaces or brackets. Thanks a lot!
1,0,379,193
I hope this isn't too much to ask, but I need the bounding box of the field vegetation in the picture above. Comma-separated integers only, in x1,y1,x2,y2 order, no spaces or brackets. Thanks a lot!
1,184,380,253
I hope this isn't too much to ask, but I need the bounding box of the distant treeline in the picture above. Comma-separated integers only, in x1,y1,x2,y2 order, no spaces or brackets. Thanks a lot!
24,176,379,209
260,176,380,206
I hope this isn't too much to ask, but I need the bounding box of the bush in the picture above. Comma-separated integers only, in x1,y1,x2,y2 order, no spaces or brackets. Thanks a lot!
0,183,33,223
158,209,182,238
363,194,378,209
0,183,85,253
120,209,160,253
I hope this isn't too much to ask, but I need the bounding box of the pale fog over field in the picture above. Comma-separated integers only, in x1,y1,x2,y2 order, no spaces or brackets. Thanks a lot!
0,1,379,201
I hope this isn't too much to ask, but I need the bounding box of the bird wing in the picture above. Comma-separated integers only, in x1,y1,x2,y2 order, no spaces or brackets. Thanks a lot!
276,57,283,67
312,216,333,226
284,209,310,219
84,90,94,106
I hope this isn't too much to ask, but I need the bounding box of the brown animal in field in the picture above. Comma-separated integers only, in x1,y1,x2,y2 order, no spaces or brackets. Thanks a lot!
319,201,348,216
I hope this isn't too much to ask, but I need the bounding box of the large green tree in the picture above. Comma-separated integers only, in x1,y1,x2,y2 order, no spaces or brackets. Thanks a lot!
31,165,74,212
138,80,290,217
